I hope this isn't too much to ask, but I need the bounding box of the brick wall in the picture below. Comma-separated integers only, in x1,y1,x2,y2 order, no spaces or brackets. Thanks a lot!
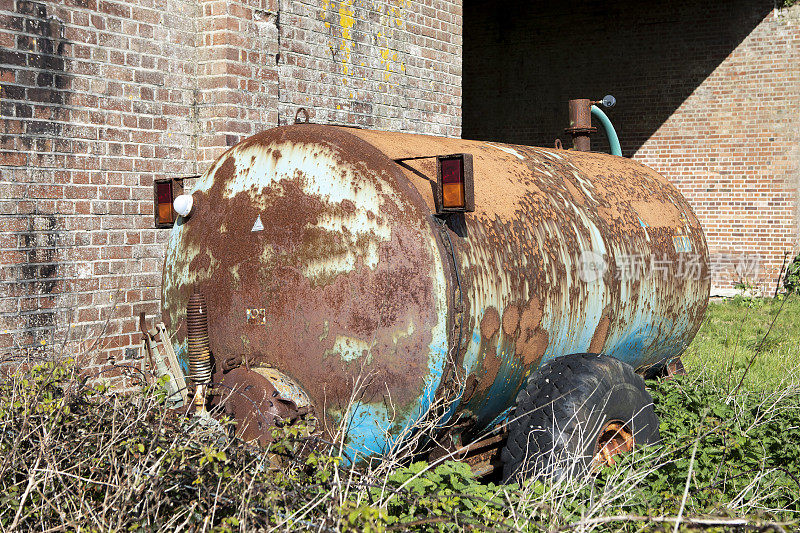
635,5,800,295
0,0,200,367
463,0,800,294
277,0,461,135
8,0,794,366
196,0,280,164
0,0,462,365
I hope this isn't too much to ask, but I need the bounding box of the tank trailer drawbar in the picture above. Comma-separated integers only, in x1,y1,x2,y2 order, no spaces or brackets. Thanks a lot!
160,108,709,480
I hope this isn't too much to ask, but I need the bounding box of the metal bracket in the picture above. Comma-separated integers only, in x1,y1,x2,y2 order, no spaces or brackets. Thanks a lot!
294,107,310,124
139,313,188,406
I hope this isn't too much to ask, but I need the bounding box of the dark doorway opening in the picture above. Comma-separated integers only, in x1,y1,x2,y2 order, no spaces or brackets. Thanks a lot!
462,0,774,156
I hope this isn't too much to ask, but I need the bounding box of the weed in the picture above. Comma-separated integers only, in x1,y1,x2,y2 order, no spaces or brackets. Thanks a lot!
2,296,800,531
784,253,800,295
1,357,798,531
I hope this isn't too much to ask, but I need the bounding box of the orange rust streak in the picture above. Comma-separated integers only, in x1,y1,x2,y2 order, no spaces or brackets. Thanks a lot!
501,304,520,336
589,314,611,354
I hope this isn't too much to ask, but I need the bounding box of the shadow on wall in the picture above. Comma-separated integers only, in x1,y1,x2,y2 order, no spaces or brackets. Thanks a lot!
462,0,774,155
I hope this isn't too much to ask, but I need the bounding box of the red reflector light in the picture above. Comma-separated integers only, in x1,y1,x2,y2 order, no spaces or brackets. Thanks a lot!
153,177,189,228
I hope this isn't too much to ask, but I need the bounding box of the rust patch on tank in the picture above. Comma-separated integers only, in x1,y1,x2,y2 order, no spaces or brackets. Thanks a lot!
589,308,612,354
519,297,543,333
516,327,549,366
214,156,236,183
473,307,505,396
501,304,520,336
480,307,500,339
477,346,503,393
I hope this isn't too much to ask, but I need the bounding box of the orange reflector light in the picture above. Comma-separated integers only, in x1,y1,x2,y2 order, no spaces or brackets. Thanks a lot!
435,153,474,214
440,157,465,209
156,181,173,224
154,178,186,228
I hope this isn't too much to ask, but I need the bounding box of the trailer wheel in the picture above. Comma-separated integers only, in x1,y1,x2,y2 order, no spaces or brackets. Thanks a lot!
501,353,660,482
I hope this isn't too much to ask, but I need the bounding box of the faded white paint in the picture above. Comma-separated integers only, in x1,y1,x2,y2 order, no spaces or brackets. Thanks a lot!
325,335,375,363
488,143,524,160
190,141,400,283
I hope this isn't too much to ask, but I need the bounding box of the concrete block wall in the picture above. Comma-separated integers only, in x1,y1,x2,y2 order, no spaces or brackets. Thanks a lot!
0,0,463,365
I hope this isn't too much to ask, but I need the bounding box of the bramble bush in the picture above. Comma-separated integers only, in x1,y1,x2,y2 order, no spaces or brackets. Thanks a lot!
1,360,798,531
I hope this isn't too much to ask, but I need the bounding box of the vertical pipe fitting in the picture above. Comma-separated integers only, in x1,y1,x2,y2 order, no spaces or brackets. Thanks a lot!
186,293,212,385
565,99,596,152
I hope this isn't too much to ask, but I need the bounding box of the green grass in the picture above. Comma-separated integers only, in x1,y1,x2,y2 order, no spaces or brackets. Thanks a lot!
683,296,800,390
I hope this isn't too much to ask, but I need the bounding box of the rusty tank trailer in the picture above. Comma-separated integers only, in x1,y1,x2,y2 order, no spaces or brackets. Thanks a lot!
161,123,709,474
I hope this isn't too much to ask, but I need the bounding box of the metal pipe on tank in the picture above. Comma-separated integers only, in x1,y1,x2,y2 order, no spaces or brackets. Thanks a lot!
565,99,596,151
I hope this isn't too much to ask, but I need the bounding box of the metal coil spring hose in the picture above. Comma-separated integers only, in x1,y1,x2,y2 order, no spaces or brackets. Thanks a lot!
187,293,212,385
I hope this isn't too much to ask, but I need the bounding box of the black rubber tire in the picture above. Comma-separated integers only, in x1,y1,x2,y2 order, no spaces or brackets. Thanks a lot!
501,353,660,483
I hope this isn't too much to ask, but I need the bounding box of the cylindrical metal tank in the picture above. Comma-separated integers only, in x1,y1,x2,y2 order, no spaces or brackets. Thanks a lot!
162,125,709,459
